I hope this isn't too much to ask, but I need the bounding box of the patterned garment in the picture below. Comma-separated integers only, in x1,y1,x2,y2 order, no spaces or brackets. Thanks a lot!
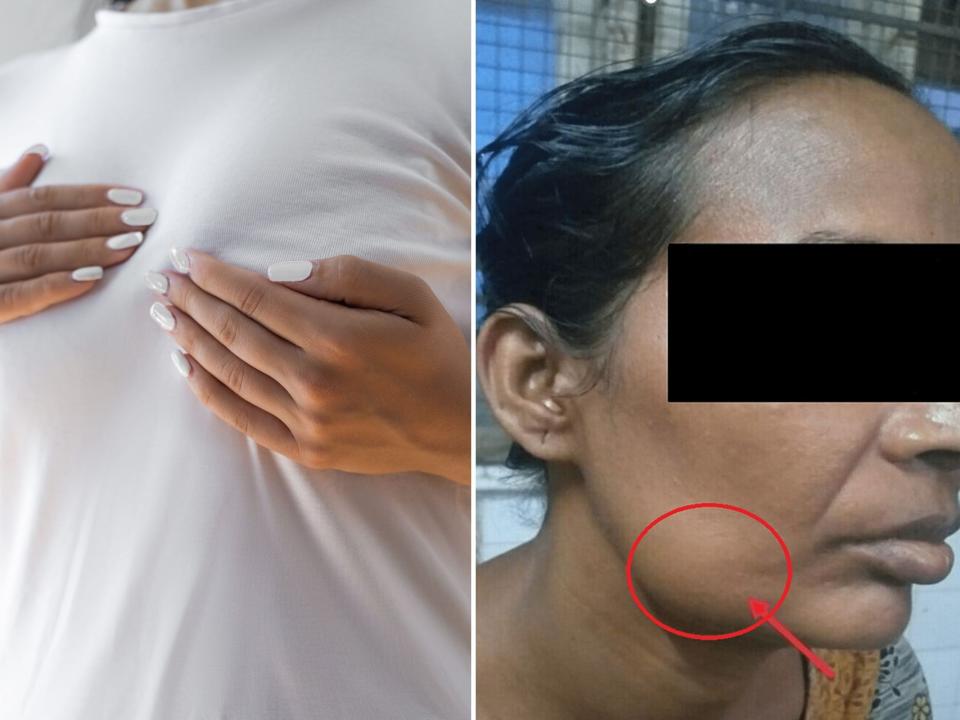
804,636,931,720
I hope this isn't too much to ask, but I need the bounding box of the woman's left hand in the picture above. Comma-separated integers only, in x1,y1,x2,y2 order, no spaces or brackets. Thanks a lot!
146,250,470,485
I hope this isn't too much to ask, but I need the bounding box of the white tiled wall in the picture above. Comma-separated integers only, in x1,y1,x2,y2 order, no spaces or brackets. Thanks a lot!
476,466,544,563
909,572,960,718
477,465,960,718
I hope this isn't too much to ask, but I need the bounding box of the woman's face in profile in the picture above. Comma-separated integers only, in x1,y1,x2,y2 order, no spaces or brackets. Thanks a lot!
573,75,960,649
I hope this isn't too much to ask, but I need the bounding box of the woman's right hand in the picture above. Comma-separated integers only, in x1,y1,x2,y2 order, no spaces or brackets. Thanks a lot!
0,144,158,324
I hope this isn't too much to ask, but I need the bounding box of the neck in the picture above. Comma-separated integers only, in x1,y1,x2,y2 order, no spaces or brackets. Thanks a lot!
481,473,806,720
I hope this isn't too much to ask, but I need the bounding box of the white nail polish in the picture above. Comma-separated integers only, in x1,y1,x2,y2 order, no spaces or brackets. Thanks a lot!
106,188,143,206
149,301,175,331
144,271,169,294
170,247,190,274
106,231,144,250
121,207,158,226
23,143,50,161
171,349,192,378
71,265,103,282
268,260,313,282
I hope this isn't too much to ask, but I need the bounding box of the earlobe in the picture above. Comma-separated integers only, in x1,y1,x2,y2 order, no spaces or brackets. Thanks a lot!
477,305,581,463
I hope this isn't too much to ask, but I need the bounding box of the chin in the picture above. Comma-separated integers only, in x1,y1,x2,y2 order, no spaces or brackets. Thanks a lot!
778,582,913,651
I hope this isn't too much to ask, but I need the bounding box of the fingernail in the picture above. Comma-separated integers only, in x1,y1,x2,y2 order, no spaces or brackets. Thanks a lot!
71,265,103,282
106,231,144,250
170,247,190,274
121,207,158,226
268,260,313,282
106,188,143,206
149,301,175,331
144,271,169,294
23,143,50,161
170,349,192,378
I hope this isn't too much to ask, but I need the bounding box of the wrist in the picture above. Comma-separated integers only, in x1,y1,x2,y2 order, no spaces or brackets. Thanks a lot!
422,446,471,486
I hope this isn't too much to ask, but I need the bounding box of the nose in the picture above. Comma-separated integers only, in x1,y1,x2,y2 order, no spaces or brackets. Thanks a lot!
879,403,960,474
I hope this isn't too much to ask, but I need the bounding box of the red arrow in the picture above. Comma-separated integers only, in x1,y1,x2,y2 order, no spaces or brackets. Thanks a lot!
748,598,835,680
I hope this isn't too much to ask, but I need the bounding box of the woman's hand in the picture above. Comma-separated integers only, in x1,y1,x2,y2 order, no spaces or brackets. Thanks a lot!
0,144,157,324
146,250,471,485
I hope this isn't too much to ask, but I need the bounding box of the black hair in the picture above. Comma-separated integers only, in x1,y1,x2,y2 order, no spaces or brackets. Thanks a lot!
477,20,915,474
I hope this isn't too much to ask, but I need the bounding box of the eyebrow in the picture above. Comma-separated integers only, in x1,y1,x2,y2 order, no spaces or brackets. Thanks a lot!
797,231,885,244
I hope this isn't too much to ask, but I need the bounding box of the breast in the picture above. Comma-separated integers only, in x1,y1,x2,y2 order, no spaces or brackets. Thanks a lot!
0,35,469,443
0,10,469,714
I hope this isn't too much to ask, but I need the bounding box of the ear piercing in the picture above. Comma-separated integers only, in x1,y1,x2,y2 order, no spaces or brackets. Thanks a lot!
544,398,561,413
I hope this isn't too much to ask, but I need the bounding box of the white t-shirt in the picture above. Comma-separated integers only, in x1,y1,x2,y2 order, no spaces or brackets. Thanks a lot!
0,1,470,718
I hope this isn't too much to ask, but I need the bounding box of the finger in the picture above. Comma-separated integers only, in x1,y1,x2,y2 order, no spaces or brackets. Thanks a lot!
267,255,437,323
147,297,299,424
0,234,144,283
0,145,48,193
0,184,144,219
0,205,157,250
169,348,299,458
172,248,341,347
0,268,100,324
154,269,303,393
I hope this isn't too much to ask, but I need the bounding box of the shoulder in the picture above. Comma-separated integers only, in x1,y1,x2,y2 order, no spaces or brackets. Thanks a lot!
869,636,931,719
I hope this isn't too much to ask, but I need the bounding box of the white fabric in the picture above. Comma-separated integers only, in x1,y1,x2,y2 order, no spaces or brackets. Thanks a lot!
0,1,470,718
0,0,102,65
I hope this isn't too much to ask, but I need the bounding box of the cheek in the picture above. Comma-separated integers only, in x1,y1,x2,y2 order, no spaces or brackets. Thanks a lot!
628,507,791,636
578,404,827,635
579,284,877,544
580,374,862,557
577,370,883,639
572,284,901,644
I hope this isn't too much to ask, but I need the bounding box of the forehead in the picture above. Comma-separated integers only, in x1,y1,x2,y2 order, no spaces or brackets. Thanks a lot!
681,74,960,245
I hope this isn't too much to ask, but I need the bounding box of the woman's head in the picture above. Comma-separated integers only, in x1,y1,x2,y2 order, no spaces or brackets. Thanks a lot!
477,21,960,649
478,20,920,473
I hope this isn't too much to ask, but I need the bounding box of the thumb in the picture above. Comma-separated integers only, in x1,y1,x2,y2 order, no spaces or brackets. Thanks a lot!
0,144,50,193
267,254,438,323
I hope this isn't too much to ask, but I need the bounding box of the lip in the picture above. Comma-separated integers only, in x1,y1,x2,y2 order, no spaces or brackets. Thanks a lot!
843,512,960,585
848,538,955,584
882,514,960,544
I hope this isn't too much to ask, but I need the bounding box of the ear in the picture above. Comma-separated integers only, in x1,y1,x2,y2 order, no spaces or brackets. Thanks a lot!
477,305,584,464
